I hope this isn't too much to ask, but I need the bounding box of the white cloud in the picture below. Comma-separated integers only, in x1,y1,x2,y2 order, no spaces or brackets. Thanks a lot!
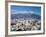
11,10,35,14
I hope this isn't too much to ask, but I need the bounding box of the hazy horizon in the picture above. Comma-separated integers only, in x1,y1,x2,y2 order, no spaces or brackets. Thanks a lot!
11,5,41,15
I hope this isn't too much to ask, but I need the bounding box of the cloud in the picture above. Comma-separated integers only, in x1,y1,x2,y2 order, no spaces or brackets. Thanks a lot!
11,10,35,14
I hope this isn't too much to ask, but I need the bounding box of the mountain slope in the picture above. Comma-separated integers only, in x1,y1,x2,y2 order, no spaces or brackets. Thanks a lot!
11,13,41,20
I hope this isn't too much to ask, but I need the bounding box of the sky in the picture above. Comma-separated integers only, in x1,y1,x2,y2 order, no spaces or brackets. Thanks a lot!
11,5,41,15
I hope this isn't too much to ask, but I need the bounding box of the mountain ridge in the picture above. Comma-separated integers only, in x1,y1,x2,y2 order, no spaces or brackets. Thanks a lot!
11,13,41,20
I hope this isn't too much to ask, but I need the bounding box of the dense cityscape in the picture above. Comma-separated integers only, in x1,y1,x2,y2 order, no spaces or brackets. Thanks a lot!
11,18,41,31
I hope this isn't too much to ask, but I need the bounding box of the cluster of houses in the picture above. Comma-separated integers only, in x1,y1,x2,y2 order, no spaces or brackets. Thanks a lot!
11,19,41,31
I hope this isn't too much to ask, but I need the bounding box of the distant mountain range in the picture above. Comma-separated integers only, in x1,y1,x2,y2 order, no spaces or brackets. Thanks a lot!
11,13,41,20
